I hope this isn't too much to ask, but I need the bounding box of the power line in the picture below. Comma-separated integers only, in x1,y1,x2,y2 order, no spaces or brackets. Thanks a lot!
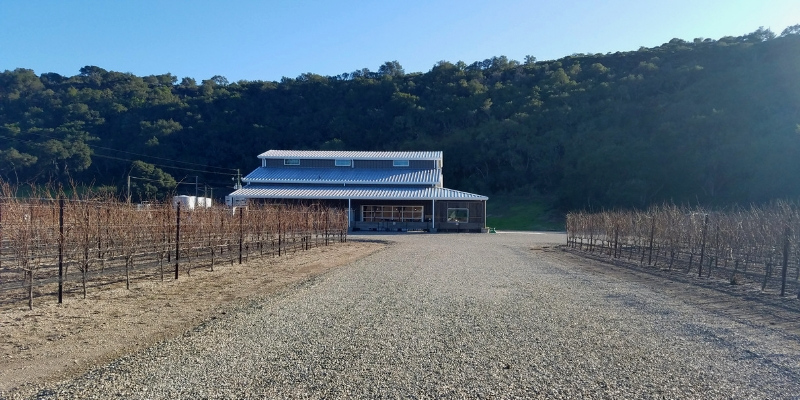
92,153,237,176
0,130,239,172
0,134,239,177
8,129,238,172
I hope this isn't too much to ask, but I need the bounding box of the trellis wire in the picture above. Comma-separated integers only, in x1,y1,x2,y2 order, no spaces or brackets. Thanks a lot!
0,194,348,309
566,202,800,298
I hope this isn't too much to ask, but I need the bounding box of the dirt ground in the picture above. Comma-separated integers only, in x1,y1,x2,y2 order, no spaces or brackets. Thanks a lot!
0,240,385,397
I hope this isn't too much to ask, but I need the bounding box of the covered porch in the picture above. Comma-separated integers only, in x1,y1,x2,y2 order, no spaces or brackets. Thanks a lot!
227,185,488,233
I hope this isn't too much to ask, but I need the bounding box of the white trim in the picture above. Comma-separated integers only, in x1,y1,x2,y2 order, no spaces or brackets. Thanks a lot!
432,200,435,230
259,150,442,160
243,179,440,186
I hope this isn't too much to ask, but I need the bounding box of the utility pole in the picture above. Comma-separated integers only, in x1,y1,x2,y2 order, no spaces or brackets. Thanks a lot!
195,176,199,198
127,175,131,205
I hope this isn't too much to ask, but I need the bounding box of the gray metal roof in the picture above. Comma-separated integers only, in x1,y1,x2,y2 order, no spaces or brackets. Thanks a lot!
243,167,440,185
228,185,488,201
257,150,442,160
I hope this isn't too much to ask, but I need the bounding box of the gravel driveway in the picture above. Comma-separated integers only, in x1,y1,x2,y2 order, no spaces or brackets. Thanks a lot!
26,232,800,399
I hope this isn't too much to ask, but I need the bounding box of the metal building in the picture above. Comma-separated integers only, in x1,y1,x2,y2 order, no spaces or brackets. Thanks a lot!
227,150,488,232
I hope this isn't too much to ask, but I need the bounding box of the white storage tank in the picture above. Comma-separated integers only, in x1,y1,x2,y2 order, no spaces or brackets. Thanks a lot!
196,197,212,208
172,195,196,210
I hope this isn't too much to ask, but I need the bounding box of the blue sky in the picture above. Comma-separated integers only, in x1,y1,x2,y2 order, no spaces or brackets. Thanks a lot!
1,0,797,82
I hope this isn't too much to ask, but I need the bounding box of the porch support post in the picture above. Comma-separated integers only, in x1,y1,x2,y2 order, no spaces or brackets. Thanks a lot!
432,199,435,231
348,198,352,231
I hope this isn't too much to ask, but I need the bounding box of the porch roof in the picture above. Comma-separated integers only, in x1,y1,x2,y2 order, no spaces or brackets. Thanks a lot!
228,184,488,201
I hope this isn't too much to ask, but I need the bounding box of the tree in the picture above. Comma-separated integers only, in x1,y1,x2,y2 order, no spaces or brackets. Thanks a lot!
0,148,37,182
210,75,229,86
378,61,405,77
781,24,800,36
128,161,177,202
745,26,776,42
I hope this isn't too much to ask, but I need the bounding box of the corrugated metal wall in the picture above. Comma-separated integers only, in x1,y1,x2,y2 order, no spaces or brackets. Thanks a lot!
352,160,435,169
265,159,336,168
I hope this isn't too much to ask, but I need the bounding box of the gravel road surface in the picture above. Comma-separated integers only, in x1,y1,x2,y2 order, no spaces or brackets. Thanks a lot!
24,232,800,399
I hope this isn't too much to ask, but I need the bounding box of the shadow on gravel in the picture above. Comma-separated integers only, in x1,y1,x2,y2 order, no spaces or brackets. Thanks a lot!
559,246,800,336
346,236,394,245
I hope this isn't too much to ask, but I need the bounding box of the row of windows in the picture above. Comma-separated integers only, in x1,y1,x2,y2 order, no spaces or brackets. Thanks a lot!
362,205,424,222
284,159,410,167
360,206,471,223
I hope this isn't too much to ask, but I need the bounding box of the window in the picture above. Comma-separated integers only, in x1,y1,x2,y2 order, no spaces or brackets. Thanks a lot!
335,159,351,167
284,159,300,166
362,205,423,222
447,208,469,223
393,159,409,167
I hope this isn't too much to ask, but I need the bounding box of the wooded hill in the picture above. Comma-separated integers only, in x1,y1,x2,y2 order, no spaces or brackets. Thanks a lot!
1,26,799,210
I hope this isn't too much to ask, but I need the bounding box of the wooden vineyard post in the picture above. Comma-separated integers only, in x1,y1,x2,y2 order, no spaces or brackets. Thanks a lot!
781,227,790,297
239,206,243,265
58,196,64,304
175,203,180,280
762,263,771,291
0,198,3,271
28,203,34,310
730,259,740,283
648,217,655,265
698,214,709,277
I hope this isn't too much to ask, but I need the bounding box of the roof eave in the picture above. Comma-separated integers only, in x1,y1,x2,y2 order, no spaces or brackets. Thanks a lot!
229,193,488,201
256,155,441,161
241,179,440,185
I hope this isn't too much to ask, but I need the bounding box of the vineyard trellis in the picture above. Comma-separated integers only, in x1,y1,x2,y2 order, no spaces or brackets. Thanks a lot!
566,202,800,299
0,189,348,310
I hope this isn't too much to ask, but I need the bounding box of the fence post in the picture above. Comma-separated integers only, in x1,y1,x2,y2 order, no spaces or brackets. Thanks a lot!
239,206,243,264
174,203,180,279
730,259,739,283
781,227,790,296
648,217,655,265
0,198,3,271
58,196,64,304
698,214,709,277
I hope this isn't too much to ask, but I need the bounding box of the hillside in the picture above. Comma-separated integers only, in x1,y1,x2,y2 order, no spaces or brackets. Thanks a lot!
1,26,799,209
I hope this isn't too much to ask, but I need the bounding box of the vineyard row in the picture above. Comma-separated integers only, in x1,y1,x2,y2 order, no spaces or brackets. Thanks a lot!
566,203,800,298
0,197,349,309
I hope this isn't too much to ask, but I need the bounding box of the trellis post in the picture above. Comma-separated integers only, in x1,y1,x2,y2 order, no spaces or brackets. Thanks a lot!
174,203,180,279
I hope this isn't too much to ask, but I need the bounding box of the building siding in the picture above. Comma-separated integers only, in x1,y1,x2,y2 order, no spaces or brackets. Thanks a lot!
265,159,336,168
